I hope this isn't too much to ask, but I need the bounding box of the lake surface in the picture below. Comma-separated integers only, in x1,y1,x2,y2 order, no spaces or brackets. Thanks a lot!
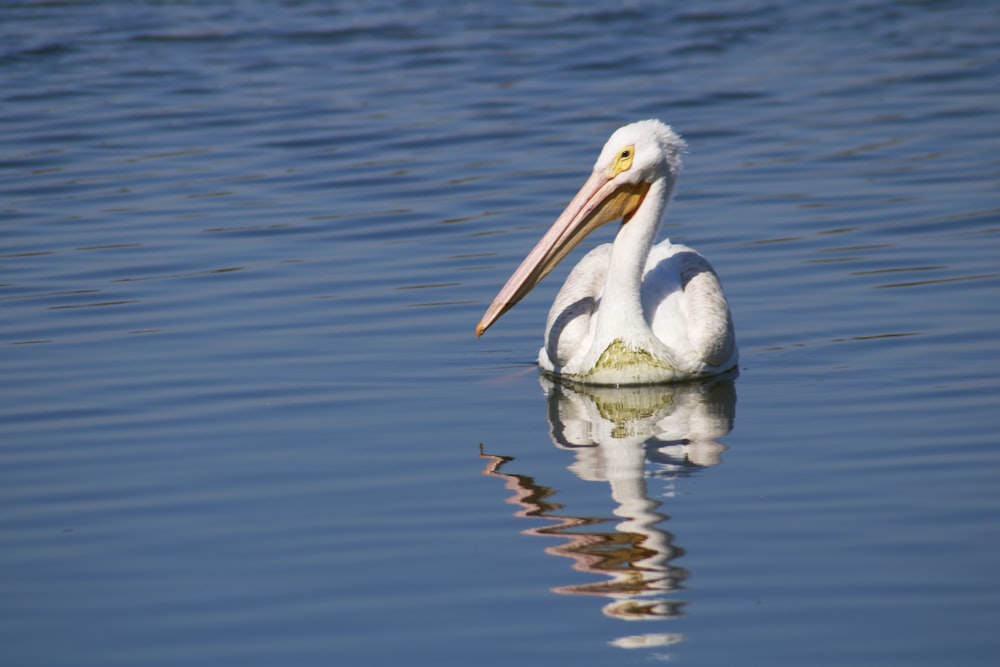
3,1,1000,664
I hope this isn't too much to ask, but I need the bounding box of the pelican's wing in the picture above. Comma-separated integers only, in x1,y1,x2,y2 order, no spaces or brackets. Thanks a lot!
542,243,612,368
643,243,736,369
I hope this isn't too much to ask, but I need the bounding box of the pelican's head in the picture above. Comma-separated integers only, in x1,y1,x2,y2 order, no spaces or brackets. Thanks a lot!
593,119,685,189
476,119,685,337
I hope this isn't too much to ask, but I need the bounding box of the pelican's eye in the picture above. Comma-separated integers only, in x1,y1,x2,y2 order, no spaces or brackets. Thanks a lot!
608,144,635,178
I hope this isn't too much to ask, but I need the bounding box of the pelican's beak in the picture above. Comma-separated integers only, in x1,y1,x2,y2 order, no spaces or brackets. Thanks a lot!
476,172,650,337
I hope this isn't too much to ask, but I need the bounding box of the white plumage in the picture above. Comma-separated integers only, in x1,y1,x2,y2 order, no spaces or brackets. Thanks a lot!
477,119,737,385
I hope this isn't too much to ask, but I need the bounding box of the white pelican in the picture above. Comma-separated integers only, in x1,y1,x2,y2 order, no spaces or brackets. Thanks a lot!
476,119,737,385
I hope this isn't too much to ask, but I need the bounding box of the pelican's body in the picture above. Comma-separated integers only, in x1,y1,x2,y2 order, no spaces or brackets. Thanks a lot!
477,120,737,385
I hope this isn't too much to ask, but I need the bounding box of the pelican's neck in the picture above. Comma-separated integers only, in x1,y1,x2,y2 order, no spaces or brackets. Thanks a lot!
597,177,671,343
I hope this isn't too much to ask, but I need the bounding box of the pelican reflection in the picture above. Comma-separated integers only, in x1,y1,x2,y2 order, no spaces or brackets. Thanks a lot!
480,373,736,649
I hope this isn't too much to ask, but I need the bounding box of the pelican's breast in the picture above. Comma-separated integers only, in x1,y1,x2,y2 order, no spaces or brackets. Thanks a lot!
591,339,677,376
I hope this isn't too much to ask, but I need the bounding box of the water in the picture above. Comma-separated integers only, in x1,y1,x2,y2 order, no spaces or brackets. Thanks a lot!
3,1,999,664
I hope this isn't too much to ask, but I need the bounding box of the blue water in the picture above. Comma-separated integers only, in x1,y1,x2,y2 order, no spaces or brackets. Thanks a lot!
3,1,1000,665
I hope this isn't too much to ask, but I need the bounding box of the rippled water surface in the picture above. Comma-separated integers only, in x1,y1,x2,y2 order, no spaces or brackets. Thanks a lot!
3,1,1000,665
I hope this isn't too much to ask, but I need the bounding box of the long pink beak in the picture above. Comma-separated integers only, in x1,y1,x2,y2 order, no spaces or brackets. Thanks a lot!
476,171,649,337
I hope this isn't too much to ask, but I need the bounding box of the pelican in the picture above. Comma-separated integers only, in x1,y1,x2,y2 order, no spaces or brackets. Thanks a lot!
476,119,737,385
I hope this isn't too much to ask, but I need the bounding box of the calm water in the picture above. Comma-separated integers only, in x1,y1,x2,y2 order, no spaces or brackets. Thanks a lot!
3,1,1000,664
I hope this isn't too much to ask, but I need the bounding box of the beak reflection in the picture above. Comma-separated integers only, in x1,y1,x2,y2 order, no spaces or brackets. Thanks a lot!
480,373,737,650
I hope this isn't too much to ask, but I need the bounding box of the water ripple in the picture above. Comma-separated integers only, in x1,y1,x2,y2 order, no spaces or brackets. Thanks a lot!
3,1,1000,666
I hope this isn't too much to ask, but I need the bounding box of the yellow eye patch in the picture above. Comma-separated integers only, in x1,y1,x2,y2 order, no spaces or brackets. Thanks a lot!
607,144,635,178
